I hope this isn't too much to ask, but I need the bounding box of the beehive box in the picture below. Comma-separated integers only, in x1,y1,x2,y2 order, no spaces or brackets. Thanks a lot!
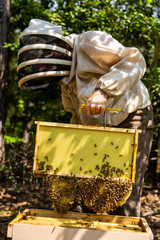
33,121,140,181
7,209,153,240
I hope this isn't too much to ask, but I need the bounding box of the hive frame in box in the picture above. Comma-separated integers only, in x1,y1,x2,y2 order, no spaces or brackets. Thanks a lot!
33,121,141,183
7,209,153,240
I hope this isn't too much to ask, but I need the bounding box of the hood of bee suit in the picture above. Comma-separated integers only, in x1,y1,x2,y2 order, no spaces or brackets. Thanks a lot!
17,19,73,90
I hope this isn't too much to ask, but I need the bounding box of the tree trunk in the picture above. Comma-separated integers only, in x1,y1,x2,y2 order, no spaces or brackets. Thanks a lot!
0,0,10,168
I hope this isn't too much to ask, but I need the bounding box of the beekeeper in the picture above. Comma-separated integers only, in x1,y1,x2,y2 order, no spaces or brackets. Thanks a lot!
18,19,154,217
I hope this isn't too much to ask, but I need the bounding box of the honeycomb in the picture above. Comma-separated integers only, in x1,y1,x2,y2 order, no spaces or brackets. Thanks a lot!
45,175,132,213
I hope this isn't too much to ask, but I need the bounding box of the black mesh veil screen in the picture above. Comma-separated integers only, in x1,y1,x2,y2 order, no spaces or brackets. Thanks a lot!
18,34,72,90
20,34,72,51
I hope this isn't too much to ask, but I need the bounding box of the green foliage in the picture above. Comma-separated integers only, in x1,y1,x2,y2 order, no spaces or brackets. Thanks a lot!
3,42,19,52
1,164,7,172
8,176,14,180
4,135,24,144
10,0,66,34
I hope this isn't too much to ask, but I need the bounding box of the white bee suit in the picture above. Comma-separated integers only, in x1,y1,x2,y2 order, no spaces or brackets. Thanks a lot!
61,31,151,126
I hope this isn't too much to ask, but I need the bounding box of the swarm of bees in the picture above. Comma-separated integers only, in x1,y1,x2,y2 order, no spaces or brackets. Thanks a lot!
40,140,133,213
45,175,77,213
45,175,132,213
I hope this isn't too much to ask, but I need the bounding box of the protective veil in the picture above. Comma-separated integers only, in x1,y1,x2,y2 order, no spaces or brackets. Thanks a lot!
17,19,73,90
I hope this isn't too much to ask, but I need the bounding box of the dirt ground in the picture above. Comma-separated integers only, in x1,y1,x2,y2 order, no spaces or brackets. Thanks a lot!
0,182,159,240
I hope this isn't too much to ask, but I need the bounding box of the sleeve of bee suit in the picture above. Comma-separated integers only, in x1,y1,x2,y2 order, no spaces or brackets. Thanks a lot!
76,31,146,98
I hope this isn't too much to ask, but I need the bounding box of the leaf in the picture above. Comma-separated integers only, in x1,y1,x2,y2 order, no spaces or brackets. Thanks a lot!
1,165,7,172
4,135,24,144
